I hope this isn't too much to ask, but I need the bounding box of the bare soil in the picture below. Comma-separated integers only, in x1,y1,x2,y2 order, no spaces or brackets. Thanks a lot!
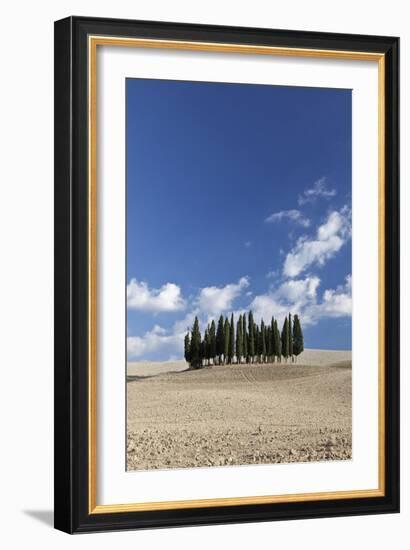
127,350,352,471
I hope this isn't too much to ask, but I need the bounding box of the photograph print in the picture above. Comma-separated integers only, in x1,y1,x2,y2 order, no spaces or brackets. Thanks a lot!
126,78,352,471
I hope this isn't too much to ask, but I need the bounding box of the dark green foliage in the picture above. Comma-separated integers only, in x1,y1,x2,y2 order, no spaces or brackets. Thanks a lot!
200,338,206,366
270,317,276,360
224,317,230,364
242,314,248,361
236,314,243,364
292,314,304,360
216,315,225,364
204,327,210,365
184,332,191,363
190,316,202,368
274,320,281,361
267,325,272,361
265,325,270,362
248,311,255,362
228,313,235,364
260,320,266,362
281,317,290,360
288,313,293,361
184,310,304,367
209,320,217,364
254,324,260,362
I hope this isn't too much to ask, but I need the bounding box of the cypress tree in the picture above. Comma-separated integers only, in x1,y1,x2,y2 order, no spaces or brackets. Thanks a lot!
265,325,270,362
224,317,230,364
292,314,304,362
202,328,207,366
200,338,206,367
207,324,212,365
288,313,293,362
270,317,276,362
190,316,202,369
274,320,281,362
204,327,210,366
254,323,260,363
210,320,216,365
186,310,304,367
267,325,272,362
248,311,255,363
260,319,266,362
281,317,290,362
184,332,191,365
236,314,243,364
228,313,235,364
216,314,225,365
257,322,261,362
242,314,248,363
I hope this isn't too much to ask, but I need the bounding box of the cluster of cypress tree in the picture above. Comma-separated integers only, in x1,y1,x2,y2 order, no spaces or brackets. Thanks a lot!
184,311,304,369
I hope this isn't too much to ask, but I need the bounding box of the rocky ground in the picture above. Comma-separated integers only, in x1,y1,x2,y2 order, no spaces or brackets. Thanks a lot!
127,350,352,471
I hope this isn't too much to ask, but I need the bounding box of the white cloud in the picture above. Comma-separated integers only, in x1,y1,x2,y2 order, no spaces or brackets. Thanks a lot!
127,311,201,360
265,209,310,228
298,177,336,205
283,207,351,278
307,275,352,319
172,310,199,335
150,324,167,335
196,276,249,316
249,294,288,325
250,276,320,326
249,274,351,328
127,279,186,312
127,327,185,359
275,276,320,303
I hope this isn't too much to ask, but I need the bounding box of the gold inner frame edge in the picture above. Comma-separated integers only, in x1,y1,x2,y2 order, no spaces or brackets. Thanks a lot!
88,35,386,514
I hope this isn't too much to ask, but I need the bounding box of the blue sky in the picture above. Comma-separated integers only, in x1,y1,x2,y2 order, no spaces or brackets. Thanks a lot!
126,78,352,360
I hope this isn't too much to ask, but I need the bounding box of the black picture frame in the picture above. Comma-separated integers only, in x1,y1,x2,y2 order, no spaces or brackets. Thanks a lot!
54,15,400,534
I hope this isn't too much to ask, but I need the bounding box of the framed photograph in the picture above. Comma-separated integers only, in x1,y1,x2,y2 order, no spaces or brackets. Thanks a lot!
54,16,399,533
